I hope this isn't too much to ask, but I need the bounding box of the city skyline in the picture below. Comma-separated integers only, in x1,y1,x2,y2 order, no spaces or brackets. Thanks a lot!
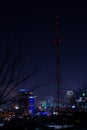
0,1,87,102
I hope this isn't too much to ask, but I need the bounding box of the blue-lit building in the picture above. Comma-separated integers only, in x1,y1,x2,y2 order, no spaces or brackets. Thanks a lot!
18,89,35,115
29,95,34,115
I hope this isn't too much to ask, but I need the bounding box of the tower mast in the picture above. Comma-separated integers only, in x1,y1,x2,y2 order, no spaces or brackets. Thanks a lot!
54,16,63,114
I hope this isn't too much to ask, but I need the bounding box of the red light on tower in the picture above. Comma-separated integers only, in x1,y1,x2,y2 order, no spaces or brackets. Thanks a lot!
56,22,59,26
56,16,59,19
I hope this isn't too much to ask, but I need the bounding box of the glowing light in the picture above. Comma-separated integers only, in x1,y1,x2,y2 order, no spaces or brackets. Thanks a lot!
71,105,76,109
82,92,85,96
29,96,34,98
66,91,73,96
15,105,19,109
19,89,26,91
29,96,34,115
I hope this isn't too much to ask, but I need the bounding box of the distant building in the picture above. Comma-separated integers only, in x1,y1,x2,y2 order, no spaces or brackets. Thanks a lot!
47,96,54,107
18,89,34,115
66,90,77,112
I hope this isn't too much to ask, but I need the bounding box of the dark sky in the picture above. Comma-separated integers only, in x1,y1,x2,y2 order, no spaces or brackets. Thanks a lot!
0,0,87,101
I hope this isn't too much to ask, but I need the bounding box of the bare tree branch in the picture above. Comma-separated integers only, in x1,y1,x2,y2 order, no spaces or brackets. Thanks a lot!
0,39,43,109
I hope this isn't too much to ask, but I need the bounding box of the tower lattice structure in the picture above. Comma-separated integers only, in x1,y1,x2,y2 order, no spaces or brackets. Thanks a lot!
54,16,64,114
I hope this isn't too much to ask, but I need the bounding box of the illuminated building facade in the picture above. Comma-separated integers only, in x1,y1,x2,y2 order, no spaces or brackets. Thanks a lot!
19,89,34,115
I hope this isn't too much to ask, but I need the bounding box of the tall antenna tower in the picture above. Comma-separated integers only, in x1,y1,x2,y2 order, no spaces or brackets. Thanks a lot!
54,16,64,114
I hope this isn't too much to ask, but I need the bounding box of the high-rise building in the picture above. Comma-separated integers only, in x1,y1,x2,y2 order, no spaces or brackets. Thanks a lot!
18,89,34,115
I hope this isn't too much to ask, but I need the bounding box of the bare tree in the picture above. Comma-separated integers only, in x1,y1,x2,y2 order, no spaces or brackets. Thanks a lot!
0,42,42,109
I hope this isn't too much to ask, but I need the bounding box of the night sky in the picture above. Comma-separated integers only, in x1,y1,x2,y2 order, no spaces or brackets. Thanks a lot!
0,0,87,101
